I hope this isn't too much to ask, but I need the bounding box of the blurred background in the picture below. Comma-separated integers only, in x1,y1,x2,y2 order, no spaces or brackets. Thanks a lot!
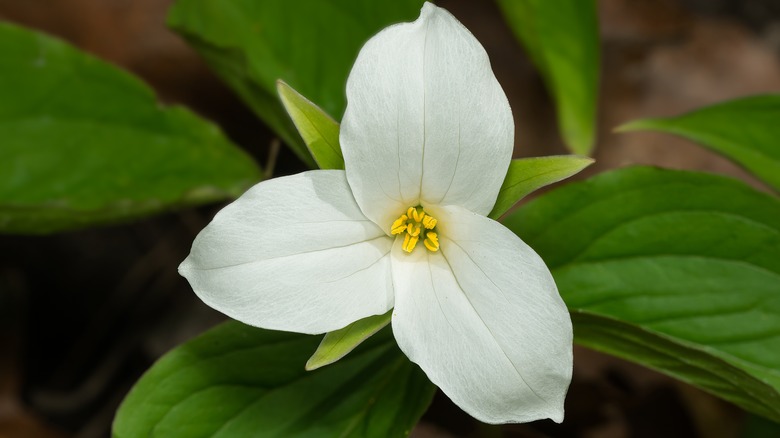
1,0,779,437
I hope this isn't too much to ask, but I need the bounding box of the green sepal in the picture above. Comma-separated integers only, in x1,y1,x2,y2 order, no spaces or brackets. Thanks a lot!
277,80,344,170
306,310,393,371
489,155,593,219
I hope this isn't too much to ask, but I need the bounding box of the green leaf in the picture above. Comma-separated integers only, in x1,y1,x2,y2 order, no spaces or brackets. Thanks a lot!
277,80,343,170
618,94,780,192
0,23,261,234
496,0,600,155
168,0,425,166
504,166,780,421
306,310,392,371
488,155,593,220
113,322,435,438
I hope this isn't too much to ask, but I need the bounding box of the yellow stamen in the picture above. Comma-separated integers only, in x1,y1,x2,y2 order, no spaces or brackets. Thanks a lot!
391,215,408,235
391,206,440,253
423,232,439,252
402,233,419,253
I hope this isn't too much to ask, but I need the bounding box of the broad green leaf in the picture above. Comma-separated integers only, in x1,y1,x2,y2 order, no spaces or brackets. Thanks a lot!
488,155,593,220
168,0,425,166
277,80,343,170
113,323,435,438
572,312,780,421
618,94,780,192
306,310,392,371
170,33,315,167
0,23,261,234
504,166,780,421
496,0,599,155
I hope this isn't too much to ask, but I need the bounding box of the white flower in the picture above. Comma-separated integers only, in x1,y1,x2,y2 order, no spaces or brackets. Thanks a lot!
179,2,572,424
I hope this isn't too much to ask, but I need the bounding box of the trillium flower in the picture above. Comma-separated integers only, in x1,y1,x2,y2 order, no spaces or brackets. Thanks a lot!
179,2,572,424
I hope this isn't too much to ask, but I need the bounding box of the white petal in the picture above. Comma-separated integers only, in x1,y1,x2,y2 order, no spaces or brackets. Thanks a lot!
179,170,394,335
341,2,514,230
390,205,572,424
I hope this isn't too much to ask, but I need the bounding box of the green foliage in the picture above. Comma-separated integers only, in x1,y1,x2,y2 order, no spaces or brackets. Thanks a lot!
168,0,425,166
489,155,593,219
496,0,600,155
619,94,780,192
504,166,780,421
0,23,261,234
113,323,436,437
306,310,392,371
277,80,343,170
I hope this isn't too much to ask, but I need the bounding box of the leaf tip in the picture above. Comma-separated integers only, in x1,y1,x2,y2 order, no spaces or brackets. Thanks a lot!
614,119,653,133
567,136,596,157
572,155,596,167
276,79,293,102
304,355,327,372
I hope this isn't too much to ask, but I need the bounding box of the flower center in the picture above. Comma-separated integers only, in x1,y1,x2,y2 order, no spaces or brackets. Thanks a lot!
390,206,439,253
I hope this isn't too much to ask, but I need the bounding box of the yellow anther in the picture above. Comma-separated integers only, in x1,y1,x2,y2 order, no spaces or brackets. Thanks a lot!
423,232,439,252
391,215,408,235
392,206,439,253
402,233,420,253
